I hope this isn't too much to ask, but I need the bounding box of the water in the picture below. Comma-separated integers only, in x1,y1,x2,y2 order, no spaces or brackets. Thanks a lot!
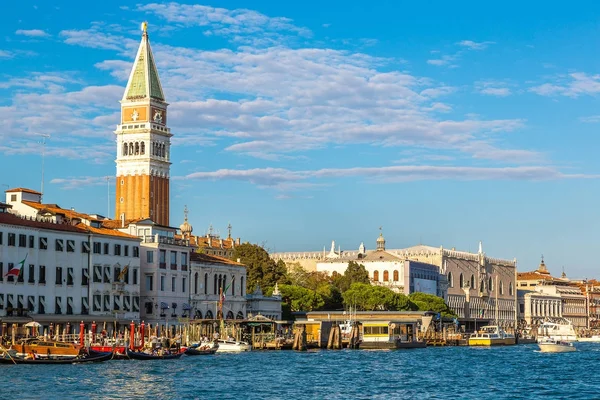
3,343,599,399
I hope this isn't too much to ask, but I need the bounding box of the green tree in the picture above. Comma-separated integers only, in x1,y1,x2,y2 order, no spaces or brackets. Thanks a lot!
278,284,325,312
231,243,288,292
342,283,415,311
409,292,456,317
333,261,370,292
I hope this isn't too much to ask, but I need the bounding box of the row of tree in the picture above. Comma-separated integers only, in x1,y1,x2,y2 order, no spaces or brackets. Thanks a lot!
231,243,455,319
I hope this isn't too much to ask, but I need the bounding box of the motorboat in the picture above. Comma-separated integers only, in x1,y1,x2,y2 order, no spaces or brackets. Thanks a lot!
125,348,183,360
13,338,82,359
468,325,515,346
537,319,578,342
537,338,576,353
184,343,218,356
197,339,251,352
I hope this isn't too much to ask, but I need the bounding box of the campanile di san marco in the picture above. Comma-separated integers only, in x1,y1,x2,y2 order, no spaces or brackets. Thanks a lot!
115,22,171,226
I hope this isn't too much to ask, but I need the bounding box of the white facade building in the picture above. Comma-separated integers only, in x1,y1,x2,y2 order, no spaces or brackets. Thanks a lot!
1,189,142,326
189,252,247,320
112,219,192,325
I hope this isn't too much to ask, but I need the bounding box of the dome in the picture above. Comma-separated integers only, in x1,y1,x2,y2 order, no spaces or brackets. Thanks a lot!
180,220,193,235
180,205,193,235
377,233,385,243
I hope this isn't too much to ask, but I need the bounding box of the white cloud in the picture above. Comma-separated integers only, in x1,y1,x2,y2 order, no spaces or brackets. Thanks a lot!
475,81,512,97
137,2,311,45
182,164,596,190
15,29,50,37
580,115,600,123
427,54,458,67
530,72,600,97
50,176,110,190
0,50,13,58
457,40,495,50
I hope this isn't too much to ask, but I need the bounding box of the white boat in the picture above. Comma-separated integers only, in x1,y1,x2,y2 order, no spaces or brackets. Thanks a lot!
197,339,251,352
537,318,577,342
537,338,576,353
577,335,600,343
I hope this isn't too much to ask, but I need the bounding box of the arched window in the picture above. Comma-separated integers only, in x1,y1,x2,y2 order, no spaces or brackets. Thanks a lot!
480,280,485,292
123,143,128,156
459,273,464,288
204,273,208,295
236,311,244,319
162,144,166,157
226,311,234,320
213,274,217,295
500,281,504,295
471,275,475,289
222,276,227,295
231,277,235,295
373,270,379,282
448,271,453,288
194,310,202,319
240,277,244,296
488,277,494,292
194,273,198,294
135,142,140,155
140,142,145,155
393,270,399,282
205,310,213,319
383,270,389,281
129,143,134,155
509,282,514,296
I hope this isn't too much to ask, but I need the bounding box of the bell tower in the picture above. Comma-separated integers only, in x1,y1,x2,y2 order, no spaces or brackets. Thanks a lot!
115,22,171,226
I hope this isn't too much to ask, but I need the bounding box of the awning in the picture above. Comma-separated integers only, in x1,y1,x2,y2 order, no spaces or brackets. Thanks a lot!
82,297,89,309
182,303,192,311
67,297,74,307
83,269,89,279
160,302,169,309
94,298,101,310
40,297,46,308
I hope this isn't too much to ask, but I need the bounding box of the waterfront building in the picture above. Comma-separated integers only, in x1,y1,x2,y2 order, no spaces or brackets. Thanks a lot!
100,218,192,326
274,238,517,329
189,252,247,320
1,189,142,326
246,284,283,321
315,233,445,297
516,257,587,329
114,22,171,226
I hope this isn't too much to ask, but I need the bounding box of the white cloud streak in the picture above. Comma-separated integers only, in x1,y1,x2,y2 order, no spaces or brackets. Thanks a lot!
15,29,50,37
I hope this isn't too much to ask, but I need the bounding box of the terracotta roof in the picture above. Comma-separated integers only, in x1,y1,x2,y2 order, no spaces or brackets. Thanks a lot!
5,188,42,195
190,252,244,267
183,234,236,249
0,212,138,240
0,212,87,234
22,201,99,222
101,218,143,229
517,271,556,280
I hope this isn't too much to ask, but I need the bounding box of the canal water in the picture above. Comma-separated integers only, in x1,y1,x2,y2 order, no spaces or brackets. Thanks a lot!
3,343,599,399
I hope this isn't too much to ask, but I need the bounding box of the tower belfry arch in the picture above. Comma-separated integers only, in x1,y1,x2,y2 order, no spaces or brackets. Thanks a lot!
114,22,171,226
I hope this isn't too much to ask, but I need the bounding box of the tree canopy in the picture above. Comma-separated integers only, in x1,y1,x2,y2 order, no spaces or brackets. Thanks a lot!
231,243,288,292
342,283,416,311
409,292,456,317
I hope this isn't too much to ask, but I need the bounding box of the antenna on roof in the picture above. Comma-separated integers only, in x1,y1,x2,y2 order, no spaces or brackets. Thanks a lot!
38,134,50,202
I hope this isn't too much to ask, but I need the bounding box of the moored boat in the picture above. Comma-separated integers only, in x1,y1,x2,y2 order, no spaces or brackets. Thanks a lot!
184,344,218,356
0,350,112,364
468,325,515,346
14,338,82,359
125,348,183,360
537,338,576,353
537,318,577,342
197,339,251,352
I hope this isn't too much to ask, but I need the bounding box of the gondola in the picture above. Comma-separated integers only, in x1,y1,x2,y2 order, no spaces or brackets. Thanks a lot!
184,345,218,356
0,350,113,365
125,348,183,360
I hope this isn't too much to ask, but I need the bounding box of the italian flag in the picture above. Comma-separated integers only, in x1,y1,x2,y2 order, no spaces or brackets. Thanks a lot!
6,254,27,278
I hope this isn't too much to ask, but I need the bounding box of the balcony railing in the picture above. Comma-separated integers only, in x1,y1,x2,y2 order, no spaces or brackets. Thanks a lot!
159,262,166,269
170,264,177,270
181,265,188,271
139,235,190,247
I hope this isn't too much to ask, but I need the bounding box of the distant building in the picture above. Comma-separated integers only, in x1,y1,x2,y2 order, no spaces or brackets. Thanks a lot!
315,233,444,297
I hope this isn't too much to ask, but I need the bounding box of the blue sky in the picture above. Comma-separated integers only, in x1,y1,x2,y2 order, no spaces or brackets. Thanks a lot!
2,1,600,277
